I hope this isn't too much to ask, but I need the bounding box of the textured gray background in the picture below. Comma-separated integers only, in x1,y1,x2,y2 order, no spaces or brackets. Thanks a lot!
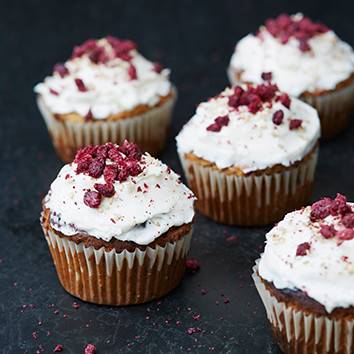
0,0,353,353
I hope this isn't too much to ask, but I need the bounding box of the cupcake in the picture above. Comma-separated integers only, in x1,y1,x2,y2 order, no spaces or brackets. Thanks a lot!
40,141,196,305
176,83,320,226
34,36,176,162
228,13,354,140
253,194,354,353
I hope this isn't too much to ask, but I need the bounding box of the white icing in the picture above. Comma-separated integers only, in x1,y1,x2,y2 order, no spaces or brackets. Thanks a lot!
229,22,354,96
259,203,354,313
34,39,172,118
45,154,195,245
176,86,320,172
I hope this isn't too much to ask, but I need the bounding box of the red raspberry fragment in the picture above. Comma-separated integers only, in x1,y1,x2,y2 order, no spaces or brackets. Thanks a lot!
289,119,302,130
53,345,63,352
342,213,354,228
84,191,101,208
75,78,87,92
53,63,69,78
85,109,93,121
75,145,98,162
261,72,272,81
206,115,230,132
84,344,96,354
299,39,311,52
128,63,137,80
108,147,125,164
153,62,164,73
337,229,354,241
75,154,93,174
277,93,291,109
272,110,284,125
118,140,142,160
72,39,97,59
320,224,336,239
94,183,115,197
87,158,105,178
50,88,59,96
96,145,109,159
117,168,130,182
310,198,332,221
186,257,200,271
103,164,119,184
296,242,311,256
125,159,142,176
330,194,351,216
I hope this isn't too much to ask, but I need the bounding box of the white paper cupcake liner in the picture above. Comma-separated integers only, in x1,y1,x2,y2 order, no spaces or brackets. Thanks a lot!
37,87,177,162
300,81,354,140
178,146,318,225
252,260,354,354
43,225,192,305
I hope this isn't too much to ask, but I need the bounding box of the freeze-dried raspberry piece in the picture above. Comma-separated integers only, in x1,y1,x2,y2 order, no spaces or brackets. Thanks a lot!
320,224,336,239
53,344,63,352
75,145,98,162
84,344,96,354
103,164,119,184
125,159,142,176
337,228,354,241
50,88,59,96
53,62,69,78
310,198,332,221
84,191,101,208
247,94,262,113
289,119,302,130
96,145,109,159
206,115,230,132
75,154,93,174
272,110,284,125
256,83,278,101
261,72,272,81
75,78,87,92
85,109,93,121
117,168,130,182
128,63,137,80
94,183,115,197
296,242,311,256
118,140,142,160
342,213,354,228
108,147,125,164
277,93,291,109
71,39,97,59
228,86,244,108
299,39,311,52
87,158,105,178
330,194,352,216
186,257,200,271
153,62,163,73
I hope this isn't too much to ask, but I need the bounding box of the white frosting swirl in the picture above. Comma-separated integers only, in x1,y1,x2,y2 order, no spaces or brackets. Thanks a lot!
44,154,195,245
229,21,354,96
176,86,320,172
34,38,172,118
259,203,354,313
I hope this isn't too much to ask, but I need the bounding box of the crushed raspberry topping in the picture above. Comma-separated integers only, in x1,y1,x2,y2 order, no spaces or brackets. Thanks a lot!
206,115,230,132
53,63,69,78
53,345,63,352
289,119,302,130
74,141,144,208
337,229,354,241
320,224,336,239
261,72,272,81
272,110,284,125
276,93,291,109
262,13,329,52
330,194,352,216
85,109,93,121
153,62,164,73
228,83,279,114
342,213,354,228
186,257,200,271
71,37,137,65
128,63,137,80
296,242,311,256
310,197,332,221
84,344,96,354
83,190,101,209
49,88,59,96
75,78,87,92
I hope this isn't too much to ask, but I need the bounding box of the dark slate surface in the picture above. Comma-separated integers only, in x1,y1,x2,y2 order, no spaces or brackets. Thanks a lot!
0,1,353,353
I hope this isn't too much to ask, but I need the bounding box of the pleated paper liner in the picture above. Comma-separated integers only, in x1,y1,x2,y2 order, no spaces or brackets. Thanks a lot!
228,67,354,141
178,145,318,226
37,87,177,163
252,260,354,354
42,225,193,306
300,79,354,140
